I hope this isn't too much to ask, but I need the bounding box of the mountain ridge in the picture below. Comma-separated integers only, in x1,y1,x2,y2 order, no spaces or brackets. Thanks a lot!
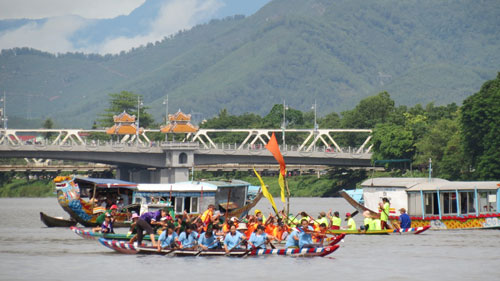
0,0,499,128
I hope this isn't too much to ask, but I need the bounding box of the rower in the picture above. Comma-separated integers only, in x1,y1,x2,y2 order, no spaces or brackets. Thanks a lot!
362,211,373,231
178,224,199,250
255,209,266,224
345,213,356,230
198,228,219,250
248,225,269,250
285,227,299,248
317,212,330,227
297,219,318,249
328,211,342,230
157,225,178,251
224,224,247,253
97,212,114,233
398,208,411,229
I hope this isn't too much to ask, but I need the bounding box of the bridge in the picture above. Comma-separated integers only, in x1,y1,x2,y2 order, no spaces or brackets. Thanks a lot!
0,128,373,183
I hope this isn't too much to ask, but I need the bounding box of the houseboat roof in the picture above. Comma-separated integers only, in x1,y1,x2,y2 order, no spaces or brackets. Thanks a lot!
407,181,500,191
135,180,249,192
74,177,137,188
137,182,218,192
361,177,449,188
361,177,500,191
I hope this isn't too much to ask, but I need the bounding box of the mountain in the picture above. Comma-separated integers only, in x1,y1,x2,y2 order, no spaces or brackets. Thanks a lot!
0,0,499,128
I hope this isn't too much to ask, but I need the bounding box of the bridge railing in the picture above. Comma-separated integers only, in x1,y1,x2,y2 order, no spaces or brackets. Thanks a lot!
0,128,373,154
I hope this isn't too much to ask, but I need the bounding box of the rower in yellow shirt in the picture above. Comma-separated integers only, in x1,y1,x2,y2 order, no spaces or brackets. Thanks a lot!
345,212,356,230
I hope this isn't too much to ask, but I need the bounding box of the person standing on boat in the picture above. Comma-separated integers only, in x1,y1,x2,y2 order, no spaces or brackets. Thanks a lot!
178,224,199,250
224,224,247,253
327,211,342,230
248,225,269,250
398,208,411,229
379,198,391,230
129,213,157,247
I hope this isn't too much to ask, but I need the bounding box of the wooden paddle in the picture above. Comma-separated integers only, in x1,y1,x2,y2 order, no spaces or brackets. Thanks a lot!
344,210,359,221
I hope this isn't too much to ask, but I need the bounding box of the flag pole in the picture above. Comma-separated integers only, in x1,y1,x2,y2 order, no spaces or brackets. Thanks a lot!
285,175,290,220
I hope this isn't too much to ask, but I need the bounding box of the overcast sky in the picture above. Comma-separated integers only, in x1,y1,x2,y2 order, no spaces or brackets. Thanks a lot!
0,0,146,19
0,0,242,54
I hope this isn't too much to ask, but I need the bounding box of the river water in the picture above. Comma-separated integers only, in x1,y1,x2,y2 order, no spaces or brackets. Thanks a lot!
1,197,499,281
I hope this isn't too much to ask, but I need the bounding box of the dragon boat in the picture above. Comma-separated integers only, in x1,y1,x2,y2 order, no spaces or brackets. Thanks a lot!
325,226,430,235
70,226,346,246
55,176,262,227
345,178,500,230
98,238,340,257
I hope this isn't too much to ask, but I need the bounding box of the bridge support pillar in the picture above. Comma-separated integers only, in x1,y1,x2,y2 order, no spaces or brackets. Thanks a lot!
116,166,132,182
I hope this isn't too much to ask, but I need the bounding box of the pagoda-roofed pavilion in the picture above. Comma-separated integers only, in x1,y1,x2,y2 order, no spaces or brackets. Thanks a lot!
160,110,198,133
106,111,144,135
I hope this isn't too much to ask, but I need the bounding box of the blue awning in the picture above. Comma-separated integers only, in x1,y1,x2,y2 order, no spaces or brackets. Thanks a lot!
74,177,137,189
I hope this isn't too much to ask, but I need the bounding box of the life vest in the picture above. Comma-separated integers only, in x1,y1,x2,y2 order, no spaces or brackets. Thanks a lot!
380,202,390,222
331,217,341,226
347,218,356,230
201,209,213,224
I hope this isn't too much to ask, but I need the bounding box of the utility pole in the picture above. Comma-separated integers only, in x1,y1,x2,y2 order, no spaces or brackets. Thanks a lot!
163,95,169,125
282,99,286,150
136,96,142,145
1,91,7,130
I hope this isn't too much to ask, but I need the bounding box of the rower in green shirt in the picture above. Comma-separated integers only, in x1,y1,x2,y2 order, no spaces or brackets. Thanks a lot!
345,212,356,230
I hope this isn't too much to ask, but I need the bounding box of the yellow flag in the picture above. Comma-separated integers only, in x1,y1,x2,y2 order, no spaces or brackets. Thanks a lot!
253,168,278,214
278,172,286,203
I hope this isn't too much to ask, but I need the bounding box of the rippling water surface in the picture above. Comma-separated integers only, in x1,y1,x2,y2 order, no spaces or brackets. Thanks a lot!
1,197,499,281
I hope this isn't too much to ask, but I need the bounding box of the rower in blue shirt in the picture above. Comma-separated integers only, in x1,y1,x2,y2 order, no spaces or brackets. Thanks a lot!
178,224,198,249
248,225,268,249
157,225,178,251
198,230,219,250
224,224,247,253
297,219,316,249
285,229,299,248
398,208,412,229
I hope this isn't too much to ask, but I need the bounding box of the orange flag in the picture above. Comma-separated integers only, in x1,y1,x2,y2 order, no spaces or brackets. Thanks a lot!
266,132,287,202
265,132,286,176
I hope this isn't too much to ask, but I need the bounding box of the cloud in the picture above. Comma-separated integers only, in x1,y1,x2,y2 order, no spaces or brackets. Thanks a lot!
0,0,145,19
96,0,224,54
0,0,224,54
0,16,86,53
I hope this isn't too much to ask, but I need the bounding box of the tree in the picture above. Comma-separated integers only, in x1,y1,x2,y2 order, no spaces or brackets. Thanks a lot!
371,123,414,162
461,72,500,179
340,91,395,129
414,118,459,177
42,118,55,139
339,92,396,147
96,91,155,128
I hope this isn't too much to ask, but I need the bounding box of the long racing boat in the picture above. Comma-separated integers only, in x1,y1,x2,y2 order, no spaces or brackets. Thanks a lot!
98,238,341,257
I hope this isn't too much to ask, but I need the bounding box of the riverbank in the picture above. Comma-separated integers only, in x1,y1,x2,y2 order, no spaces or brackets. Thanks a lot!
0,179,54,197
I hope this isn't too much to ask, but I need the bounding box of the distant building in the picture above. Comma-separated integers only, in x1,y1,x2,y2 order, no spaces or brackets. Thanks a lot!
160,110,198,134
106,111,143,135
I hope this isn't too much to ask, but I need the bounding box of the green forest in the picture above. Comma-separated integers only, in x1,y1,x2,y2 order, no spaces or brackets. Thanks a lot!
1,0,499,128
